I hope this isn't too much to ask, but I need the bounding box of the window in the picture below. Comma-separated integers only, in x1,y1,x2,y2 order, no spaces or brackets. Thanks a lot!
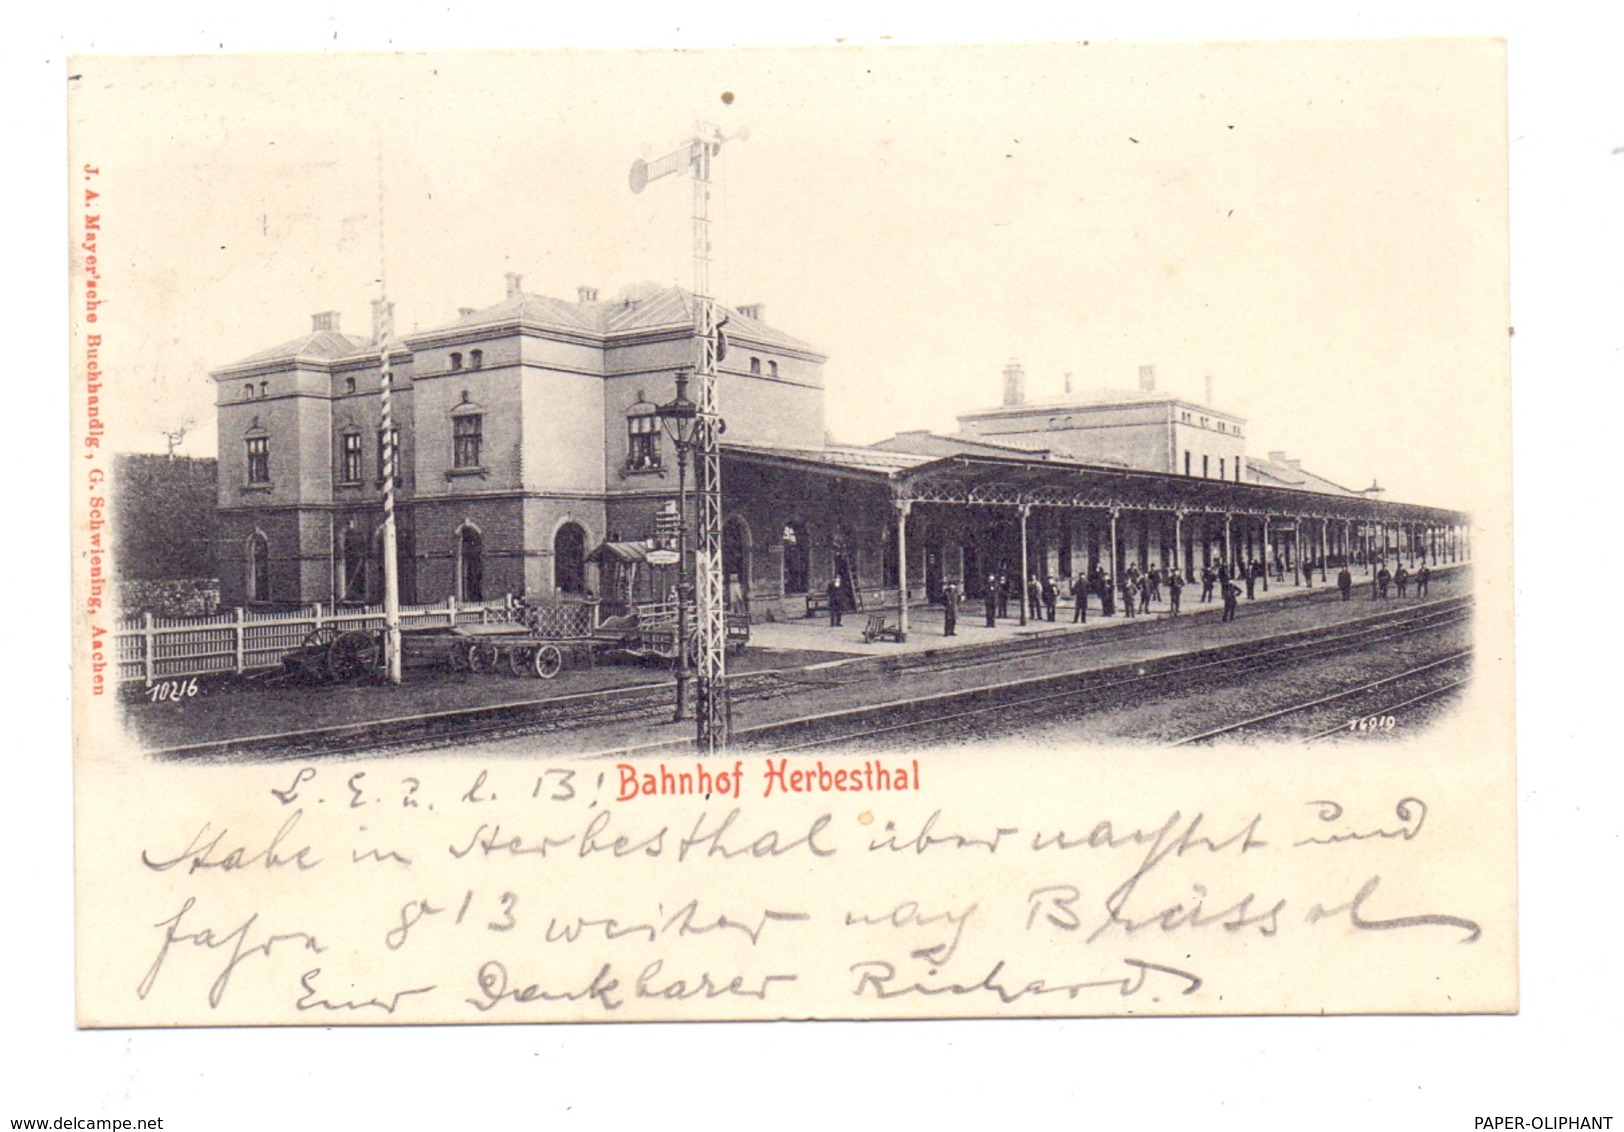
247,532,270,602
457,526,484,602
469,349,483,369
345,376,356,394
453,413,483,469
627,411,661,470
243,384,255,400
450,352,463,370
340,432,362,484
1202,454,1210,479
246,435,270,484
1184,451,1192,476
377,427,401,484
1220,457,1226,480
768,360,778,378
749,357,761,375
259,381,268,398
554,522,587,595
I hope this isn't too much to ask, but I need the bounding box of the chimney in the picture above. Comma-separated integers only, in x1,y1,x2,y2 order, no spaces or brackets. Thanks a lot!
1002,359,1026,407
1138,364,1156,392
1268,450,1289,464
578,286,599,304
737,302,764,321
370,299,394,344
505,272,523,298
1204,375,1214,405
1063,372,1073,395
312,311,341,333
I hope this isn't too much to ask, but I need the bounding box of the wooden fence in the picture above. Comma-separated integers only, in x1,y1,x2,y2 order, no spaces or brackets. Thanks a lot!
113,595,593,685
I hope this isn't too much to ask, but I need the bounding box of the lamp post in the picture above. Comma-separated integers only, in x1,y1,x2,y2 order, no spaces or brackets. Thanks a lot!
657,371,699,727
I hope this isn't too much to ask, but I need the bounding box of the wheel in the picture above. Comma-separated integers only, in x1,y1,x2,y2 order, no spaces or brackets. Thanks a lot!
448,641,471,672
507,646,532,677
530,644,564,680
301,626,341,650
327,631,380,681
468,642,499,674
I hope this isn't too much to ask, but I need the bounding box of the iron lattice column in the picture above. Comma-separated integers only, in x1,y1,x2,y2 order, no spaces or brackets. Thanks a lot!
689,133,730,751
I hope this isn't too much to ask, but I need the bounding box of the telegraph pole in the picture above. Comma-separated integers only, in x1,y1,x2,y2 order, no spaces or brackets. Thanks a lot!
630,123,747,752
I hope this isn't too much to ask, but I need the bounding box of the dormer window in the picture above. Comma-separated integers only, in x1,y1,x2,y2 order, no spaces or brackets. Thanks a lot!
450,352,463,371
469,349,483,370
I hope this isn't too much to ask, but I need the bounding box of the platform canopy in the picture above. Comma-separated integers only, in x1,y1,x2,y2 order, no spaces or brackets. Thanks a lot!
721,441,1466,525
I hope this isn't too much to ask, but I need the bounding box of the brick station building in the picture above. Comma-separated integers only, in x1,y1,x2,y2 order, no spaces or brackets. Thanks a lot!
213,277,1469,630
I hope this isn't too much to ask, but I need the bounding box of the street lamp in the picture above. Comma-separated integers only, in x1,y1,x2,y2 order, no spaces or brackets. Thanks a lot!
656,371,699,726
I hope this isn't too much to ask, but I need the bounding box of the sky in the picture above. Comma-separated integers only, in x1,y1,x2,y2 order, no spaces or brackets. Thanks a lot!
70,41,1507,509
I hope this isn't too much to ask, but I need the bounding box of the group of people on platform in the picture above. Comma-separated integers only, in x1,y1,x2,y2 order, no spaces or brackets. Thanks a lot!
857,555,1439,639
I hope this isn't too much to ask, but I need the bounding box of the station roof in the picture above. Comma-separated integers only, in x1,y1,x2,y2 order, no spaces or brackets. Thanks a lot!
722,441,1465,523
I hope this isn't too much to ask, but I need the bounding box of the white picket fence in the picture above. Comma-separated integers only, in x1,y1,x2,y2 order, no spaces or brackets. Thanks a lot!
113,595,592,685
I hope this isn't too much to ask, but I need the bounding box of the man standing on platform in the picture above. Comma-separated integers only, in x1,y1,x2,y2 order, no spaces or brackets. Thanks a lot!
943,581,959,637
1042,575,1058,622
1245,559,1257,600
1338,565,1353,600
1201,564,1216,603
1395,563,1410,598
1416,563,1431,597
827,574,845,628
1168,568,1184,616
1071,573,1088,623
985,575,998,628
1221,578,1241,623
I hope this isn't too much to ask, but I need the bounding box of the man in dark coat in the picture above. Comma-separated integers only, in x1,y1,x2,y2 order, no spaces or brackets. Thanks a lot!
1221,579,1241,622
1377,564,1392,599
1200,565,1216,603
996,572,1010,619
1337,566,1353,601
1244,560,1256,600
1042,575,1058,622
1416,564,1431,597
1395,564,1410,598
1070,574,1088,623
942,582,959,636
827,576,845,627
1167,569,1184,616
984,576,998,627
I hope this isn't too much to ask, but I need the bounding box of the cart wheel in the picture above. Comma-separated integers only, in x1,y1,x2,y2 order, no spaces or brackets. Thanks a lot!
507,646,532,677
531,644,564,680
468,642,498,674
448,641,471,672
327,631,380,682
301,626,341,651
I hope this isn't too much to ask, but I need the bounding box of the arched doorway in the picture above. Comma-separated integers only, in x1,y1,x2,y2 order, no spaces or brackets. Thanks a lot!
457,525,484,602
723,516,751,612
554,522,587,595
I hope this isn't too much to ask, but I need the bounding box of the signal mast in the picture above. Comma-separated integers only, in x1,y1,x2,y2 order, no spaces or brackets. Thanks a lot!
630,123,747,751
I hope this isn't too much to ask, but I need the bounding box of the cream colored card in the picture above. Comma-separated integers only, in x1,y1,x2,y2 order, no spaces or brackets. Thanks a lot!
69,41,1513,1025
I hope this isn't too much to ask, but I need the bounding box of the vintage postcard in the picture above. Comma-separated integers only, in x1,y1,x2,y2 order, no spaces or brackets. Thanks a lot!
68,41,1514,1025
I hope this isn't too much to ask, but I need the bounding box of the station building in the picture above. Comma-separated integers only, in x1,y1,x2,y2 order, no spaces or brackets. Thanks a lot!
213,277,1469,630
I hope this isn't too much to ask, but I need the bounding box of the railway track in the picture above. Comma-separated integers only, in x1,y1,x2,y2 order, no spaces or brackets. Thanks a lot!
1165,650,1473,746
157,593,1472,761
729,598,1473,753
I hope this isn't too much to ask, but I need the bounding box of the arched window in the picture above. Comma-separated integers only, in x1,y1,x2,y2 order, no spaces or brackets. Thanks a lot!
625,394,661,471
247,532,270,603
469,349,483,370
554,522,587,595
243,384,255,400
345,376,356,394
782,521,809,595
450,352,463,371
457,525,484,602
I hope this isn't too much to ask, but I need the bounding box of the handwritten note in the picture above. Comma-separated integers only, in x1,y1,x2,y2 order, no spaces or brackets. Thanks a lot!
75,745,1515,1025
